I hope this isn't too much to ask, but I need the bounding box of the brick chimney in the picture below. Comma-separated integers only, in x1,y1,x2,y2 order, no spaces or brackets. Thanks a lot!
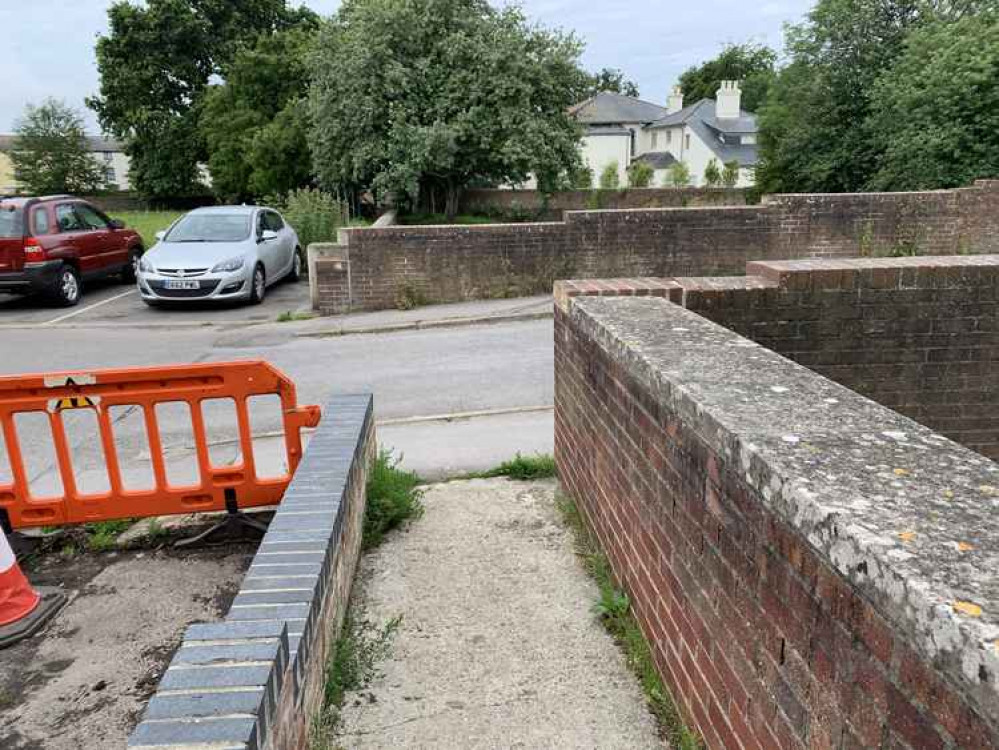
667,86,684,114
715,80,742,119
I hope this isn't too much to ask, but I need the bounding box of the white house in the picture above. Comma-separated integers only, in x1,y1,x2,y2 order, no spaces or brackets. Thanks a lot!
0,135,131,194
569,81,758,188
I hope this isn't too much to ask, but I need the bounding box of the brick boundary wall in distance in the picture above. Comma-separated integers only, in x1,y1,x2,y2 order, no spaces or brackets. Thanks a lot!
555,292,999,750
128,394,375,750
312,181,999,314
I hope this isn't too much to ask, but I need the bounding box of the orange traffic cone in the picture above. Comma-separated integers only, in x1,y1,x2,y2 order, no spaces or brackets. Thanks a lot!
0,530,65,649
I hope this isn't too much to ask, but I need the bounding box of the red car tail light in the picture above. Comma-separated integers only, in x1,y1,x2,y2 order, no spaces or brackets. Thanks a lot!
23,236,46,262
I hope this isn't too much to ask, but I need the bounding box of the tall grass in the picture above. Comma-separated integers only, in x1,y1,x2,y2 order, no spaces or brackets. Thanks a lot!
265,188,351,250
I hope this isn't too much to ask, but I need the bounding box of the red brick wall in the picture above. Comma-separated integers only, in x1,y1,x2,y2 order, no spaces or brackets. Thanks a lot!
555,297,999,750
557,255,999,461
316,181,999,314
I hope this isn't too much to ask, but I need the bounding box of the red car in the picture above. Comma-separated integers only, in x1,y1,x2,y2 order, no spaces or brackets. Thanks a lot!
0,195,144,306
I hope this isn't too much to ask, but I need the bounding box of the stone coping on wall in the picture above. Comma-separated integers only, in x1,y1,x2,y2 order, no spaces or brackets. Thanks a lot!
555,254,999,310
567,294,999,723
127,394,374,750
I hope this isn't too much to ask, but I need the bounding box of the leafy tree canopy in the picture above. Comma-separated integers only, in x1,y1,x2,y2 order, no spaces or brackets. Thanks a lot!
678,42,776,113
869,11,999,190
89,0,310,199
201,24,318,201
587,68,640,98
755,0,989,194
310,0,589,219
11,100,106,195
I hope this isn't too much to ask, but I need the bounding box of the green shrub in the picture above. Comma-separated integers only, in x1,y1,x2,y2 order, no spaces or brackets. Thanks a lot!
722,160,740,188
364,450,424,549
703,158,721,188
627,161,655,188
266,188,349,250
571,165,594,190
666,162,691,188
599,162,620,190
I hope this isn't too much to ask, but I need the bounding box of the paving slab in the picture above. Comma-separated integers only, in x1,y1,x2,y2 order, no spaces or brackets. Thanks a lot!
338,478,663,749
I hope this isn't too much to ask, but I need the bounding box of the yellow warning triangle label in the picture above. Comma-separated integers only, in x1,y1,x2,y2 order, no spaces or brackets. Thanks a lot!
56,396,96,411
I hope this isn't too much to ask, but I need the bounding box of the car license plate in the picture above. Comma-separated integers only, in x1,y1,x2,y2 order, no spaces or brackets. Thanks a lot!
165,280,199,290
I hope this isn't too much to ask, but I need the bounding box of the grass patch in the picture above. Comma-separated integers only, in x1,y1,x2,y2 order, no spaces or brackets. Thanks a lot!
363,450,424,550
277,310,315,322
85,518,134,552
458,452,557,481
556,492,702,750
112,210,184,248
400,213,496,226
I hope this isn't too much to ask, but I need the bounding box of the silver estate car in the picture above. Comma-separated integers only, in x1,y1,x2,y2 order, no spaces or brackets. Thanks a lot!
137,206,303,305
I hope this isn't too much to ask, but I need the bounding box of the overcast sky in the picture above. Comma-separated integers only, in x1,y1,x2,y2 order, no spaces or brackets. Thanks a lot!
1,0,814,133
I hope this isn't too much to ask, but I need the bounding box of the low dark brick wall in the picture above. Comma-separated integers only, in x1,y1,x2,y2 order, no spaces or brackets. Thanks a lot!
558,255,999,460
459,187,748,220
128,394,374,750
314,181,999,314
555,293,999,750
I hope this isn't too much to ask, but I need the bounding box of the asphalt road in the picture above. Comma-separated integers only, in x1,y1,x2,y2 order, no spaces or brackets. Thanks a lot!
0,282,554,491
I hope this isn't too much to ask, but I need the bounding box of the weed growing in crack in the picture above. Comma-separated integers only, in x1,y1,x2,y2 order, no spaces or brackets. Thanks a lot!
310,614,403,749
458,453,557,481
363,449,424,550
556,492,703,750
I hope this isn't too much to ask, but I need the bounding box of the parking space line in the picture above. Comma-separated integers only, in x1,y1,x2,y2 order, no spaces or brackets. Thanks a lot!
43,289,138,326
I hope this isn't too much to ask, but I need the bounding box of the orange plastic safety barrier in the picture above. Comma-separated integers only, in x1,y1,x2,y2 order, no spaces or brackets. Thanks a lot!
0,361,320,531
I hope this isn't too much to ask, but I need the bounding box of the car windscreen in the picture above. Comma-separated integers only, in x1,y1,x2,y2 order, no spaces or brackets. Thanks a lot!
0,204,22,238
165,213,251,243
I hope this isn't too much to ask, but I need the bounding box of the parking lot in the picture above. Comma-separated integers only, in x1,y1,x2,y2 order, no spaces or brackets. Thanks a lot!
0,273,312,328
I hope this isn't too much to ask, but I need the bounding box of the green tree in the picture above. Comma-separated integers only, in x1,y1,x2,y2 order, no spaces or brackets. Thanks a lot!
89,0,300,200
869,12,999,190
756,0,943,194
11,100,105,195
666,161,691,188
588,68,640,98
200,23,318,201
599,163,620,190
310,0,589,220
722,160,740,187
627,161,654,188
678,43,776,113
703,159,721,187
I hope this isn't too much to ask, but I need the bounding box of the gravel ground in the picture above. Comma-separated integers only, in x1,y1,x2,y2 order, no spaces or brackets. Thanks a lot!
338,478,663,749
0,544,255,750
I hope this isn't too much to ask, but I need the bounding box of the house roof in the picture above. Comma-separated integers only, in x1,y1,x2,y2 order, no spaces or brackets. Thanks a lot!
633,151,677,170
0,135,124,152
569,91,668,126
648,98,759,167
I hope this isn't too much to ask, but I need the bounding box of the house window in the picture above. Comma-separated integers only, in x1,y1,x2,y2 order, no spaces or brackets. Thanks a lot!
685,134,690,150
666,130,672,144
104,167,116,184
101,151,113,163
630,129,636,157
652,132,658,150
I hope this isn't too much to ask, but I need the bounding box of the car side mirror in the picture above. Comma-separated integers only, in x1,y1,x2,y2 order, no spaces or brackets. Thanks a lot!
260,229,278,242
109,219,126,230
155,230,166,241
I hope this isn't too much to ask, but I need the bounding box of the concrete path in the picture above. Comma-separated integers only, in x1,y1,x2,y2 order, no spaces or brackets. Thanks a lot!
338,478,663,749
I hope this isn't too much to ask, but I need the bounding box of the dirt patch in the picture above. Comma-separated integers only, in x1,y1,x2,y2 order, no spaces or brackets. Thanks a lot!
0,543,255,750
337,478,662,749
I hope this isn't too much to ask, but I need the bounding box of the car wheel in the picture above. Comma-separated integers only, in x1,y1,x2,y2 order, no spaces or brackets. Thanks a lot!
121,248,143,284
288,248,305,283
49,265,81,307
249,264,266,305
